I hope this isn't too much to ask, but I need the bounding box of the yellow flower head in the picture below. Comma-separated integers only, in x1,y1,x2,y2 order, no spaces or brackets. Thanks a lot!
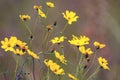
15,39,29,54
54,51,67,64
51,36,66,44
1,36,39,58
14,49,26,56
33,5,46,18
98,57,110,70
19,14,31,21
27,50,39,59
46,25,53,31
44,59,65,75
68,73,78,80
68,35,90,47
46,2,55,8
79,46,93,55
94,41,106,49
62,10,79,25
44,59,53,67
16,40,27,48
38,8,47,18
33,5,42,11
1,36,17,52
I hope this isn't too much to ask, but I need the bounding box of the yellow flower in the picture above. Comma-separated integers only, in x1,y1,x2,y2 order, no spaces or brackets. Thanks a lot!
98,57,110,70
27,50,39,59
33,5,46,18
14,49,26,56
44,59,65,75
68,73,78,80
46,25,53,31
1,36,39,58
16,40,28,50
68,35,90,47
19,14,31,21
38,8,47,18
54,51,67,64
1,36,17,52
79,46,93,55
33,5,42,11
94,41,106,49
62,10,79,24
46,2,55,8
51,36,66,44
44,59,53,67
15,39,29,55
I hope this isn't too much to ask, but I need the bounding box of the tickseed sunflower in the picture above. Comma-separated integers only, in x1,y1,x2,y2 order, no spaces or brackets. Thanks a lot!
46,2,55,8
1,36,39,59
68,35,90,47
79,46,93,55
94,41,106,49
44,59,65,75
19,14,31,21
98,57,110,70
68,73,78,80
38,8,46,18
33,5,42,11
62,10,79,25
15,49,26,56
1,36,17,52
54,51,67,64
27,50,39,59
33,5,46,18
51,36,66,44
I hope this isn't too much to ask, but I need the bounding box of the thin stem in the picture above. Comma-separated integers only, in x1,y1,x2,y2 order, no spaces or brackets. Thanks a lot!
33,16,39,34
82,51,97,79
87,66,100,80
14,56,19,80
47,44,54,52
32,58,35,80
16,59,28,80
61,23,68,33
75,52,83,77
47,68,50,80
46,8,49,17
45,29,54,51
42,31,49,52
23,21,32,34
45,32,51,51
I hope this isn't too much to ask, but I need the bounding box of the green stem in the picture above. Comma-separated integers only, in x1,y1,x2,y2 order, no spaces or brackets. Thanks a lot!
47,68,50,80
75,53,83,77
33,16,39,34
42,31,49,52
45,29,54,51
23,21,32,34
61,23,68,33
32,58,35,80
82,51,97,80
87,66,100,80
14,56,19,80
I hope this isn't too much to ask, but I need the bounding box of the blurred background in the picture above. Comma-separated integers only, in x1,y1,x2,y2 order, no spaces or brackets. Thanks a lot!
0,0,120,80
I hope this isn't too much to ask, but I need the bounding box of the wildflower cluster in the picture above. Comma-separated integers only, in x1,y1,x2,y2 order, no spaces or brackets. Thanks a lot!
1,36,39,59
44,59,65,75
0,0,110,80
